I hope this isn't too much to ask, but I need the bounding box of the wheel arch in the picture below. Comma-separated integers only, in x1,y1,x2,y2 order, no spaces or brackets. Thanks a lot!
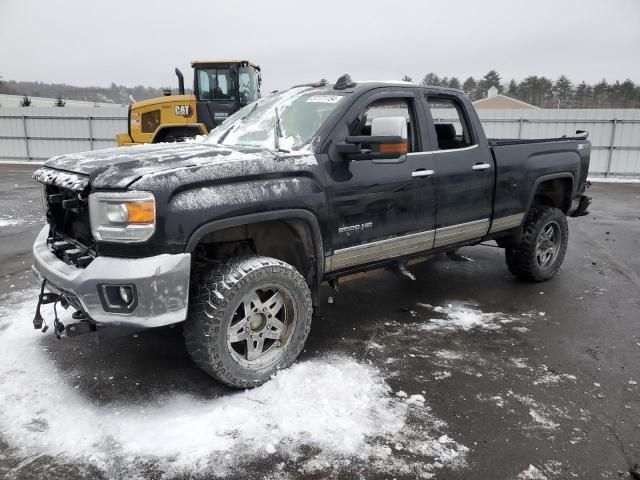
526,173,574,215
186,209,325,305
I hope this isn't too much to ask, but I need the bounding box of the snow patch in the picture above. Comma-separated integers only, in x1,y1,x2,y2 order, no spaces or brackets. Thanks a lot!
433,370,452,380
528,409,560,430
533,371,577,386
517,464,548,480
417,302,518,332
0,292,468,478
0,217,22,227
434,349,464,361
172,178,302,210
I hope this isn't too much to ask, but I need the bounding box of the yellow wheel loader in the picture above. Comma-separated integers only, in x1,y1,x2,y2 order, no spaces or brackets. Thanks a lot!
116,60,261,146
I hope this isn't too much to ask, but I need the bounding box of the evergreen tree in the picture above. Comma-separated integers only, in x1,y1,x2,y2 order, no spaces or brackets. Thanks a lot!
462,76,477,99
477,70,503,98
554,75,573,101
20,95,32,107
617,79,638,108
517,76,553,107
448,77,461,89
507,79,518,97
54,96,66,107
573,82,592,107
401,75,413,83
592,79,609,107
421,73,442,86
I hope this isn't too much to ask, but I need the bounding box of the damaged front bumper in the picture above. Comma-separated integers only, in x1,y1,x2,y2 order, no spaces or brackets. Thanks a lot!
32,226,190,330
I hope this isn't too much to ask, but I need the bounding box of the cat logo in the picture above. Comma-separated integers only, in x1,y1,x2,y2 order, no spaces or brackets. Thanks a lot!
175,105,192,117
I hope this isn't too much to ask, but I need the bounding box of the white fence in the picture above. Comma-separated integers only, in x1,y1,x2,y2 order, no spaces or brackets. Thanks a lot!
435,108,640,177
0,107,127,162
1,107,639,177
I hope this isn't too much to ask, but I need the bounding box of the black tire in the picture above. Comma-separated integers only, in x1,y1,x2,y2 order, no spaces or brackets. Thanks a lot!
505,206,569,282
184,256,313,388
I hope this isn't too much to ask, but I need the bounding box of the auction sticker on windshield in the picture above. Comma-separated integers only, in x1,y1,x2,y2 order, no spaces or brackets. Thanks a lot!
306,95,342,103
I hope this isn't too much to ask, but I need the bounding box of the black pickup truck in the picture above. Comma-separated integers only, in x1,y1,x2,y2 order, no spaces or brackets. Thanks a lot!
32,76,591,387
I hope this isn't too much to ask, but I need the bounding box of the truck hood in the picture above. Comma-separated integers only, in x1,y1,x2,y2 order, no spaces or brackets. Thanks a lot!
42,143,281,189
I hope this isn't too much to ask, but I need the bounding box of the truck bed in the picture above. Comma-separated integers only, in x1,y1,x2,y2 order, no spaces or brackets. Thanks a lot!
489,136,591,221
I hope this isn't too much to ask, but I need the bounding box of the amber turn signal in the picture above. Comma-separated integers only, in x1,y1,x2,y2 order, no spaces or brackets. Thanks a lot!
379,142,408,154
126,201,155,223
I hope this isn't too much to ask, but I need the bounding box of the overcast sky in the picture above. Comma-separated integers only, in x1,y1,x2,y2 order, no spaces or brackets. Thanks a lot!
1,0,639,93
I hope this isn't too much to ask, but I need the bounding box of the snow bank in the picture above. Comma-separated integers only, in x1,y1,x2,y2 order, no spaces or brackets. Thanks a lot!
0,291,468,478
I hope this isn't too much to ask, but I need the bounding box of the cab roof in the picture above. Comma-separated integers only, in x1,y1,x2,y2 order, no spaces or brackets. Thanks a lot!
191,60,260,70
290,79,464,96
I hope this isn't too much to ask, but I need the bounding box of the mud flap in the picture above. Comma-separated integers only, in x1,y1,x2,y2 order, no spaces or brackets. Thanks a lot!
570,195,591,217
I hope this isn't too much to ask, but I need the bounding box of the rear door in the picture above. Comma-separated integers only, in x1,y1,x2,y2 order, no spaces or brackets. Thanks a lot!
423,93,495,248
323,88,438,272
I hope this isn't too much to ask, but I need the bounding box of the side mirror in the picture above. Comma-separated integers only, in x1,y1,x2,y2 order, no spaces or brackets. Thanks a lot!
337,116,409,161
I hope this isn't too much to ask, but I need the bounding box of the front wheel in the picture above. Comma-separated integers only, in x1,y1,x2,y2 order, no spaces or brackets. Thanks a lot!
184,256,313,388
505,206,569,282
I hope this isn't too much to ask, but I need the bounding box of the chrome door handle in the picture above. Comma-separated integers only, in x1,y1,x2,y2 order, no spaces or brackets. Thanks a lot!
411,169,435,178
472,163,491,171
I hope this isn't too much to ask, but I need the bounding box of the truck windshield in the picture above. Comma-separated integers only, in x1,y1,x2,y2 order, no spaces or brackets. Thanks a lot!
203,88,345,151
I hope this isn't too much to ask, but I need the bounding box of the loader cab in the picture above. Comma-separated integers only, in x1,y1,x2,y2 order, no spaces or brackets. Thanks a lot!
192,60,261,129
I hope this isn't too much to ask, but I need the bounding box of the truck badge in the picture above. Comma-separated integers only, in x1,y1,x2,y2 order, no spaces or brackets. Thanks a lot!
338,222,373,234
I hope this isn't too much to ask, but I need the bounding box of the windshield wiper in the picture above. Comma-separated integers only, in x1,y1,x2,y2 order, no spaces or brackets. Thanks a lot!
273,106,290,153
217,102,259,144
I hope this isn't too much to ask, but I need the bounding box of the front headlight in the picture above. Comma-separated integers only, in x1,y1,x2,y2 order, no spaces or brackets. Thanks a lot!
89,191,155,242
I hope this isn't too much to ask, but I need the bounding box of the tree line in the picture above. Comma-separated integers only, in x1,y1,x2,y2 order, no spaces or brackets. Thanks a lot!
0,77,168,106
2,72,640,109
402,70,640,108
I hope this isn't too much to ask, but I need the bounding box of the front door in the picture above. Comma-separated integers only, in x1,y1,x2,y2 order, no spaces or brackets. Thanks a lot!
323,89,437,272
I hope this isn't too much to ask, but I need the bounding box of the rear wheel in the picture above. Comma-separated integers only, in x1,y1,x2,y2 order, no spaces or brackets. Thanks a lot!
184,256,313,388
505,206,568,282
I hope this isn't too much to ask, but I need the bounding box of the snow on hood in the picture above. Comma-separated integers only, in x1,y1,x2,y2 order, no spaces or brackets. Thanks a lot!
40,142,317,190
0,291,468,478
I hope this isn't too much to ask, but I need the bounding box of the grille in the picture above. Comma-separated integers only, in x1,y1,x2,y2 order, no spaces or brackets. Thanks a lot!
43,183,96,268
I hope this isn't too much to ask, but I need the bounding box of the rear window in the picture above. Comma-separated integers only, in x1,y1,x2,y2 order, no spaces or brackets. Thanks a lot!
426,96,475,150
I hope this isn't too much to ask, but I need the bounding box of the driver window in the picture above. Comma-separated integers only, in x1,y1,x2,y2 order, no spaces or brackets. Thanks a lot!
350,98,416,152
